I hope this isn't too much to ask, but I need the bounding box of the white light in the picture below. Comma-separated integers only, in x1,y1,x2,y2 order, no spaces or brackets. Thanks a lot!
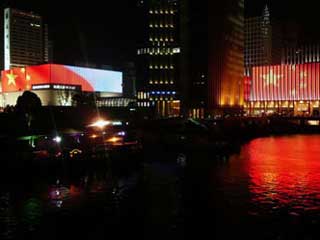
117,131,126,136
89,119,110,128
53,136,62,143
112,121,122,126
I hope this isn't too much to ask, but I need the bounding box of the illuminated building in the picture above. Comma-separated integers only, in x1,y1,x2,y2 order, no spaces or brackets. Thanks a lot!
0,64,123,107
282,44,320,64
4,8,49,70
245,5,283,76
245,5,272,74
137,0,180,118
245,5,283,75
245,63,320,116
208,0,244,113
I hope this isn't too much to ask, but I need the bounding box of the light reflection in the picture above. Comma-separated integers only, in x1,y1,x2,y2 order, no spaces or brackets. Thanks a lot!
0,192,18,239
247,135,320,213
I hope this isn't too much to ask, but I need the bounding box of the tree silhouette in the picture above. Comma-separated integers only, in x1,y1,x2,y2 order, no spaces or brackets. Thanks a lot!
16,91,42,129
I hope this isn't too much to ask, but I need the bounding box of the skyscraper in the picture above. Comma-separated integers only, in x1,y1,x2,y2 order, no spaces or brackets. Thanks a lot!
245,5,282,75
4,8,48,70
136,0,181,118
208,0,244,113
180,0,207,118
245,5,272,74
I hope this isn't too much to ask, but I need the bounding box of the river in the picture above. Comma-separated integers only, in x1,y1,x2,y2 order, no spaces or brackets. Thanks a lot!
201,134,320,239
2,135,320,239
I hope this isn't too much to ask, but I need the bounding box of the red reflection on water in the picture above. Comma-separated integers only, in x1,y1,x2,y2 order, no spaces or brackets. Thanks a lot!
247,135,320,210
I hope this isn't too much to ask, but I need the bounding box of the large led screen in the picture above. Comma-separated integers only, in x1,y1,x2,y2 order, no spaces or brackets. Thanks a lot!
250,64,320,101
1,64,123,93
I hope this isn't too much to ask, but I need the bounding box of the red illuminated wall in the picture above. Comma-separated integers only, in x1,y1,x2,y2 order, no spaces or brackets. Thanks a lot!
250,63,320,101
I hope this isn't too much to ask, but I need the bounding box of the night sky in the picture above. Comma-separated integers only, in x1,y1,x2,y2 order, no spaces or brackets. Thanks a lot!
3,0,320,66
246,0,320,42
2,0,138,66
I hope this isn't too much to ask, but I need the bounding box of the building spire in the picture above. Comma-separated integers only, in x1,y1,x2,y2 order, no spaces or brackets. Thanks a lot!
263,4,270,24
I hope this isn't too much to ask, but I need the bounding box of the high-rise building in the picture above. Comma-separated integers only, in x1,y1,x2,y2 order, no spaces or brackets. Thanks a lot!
180,0,207,118
136,0,181,118
180,0,244,118
245,5,282,75
245,5,272,75
4,8,48,70
208,0,244,113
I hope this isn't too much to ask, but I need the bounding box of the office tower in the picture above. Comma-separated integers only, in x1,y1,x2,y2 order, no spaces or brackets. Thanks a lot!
245,5,282,75
4,8,47,70
245,5,272,73
180,0,207,118
208,0,244,113
136,0,181,118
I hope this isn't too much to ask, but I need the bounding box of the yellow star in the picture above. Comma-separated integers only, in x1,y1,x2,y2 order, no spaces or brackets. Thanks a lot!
26,74,31,81
300,71,307,78
262,70,282,87
6,71,17,86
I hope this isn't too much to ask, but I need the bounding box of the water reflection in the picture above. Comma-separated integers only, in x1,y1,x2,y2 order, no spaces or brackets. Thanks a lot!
0,192,18,239
0,156,140,240
247,135,320,215
22,198,43,231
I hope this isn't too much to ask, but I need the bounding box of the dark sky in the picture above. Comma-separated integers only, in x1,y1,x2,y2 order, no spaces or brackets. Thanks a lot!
2,0,138,66
246,0,320,41
3,0,320,66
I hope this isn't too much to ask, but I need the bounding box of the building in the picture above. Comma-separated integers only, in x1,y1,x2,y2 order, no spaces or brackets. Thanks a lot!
4,8,49,70
0,7,3,72
282,44,320,64
136,0,181,118
245,5,272,73
179,0,207,118
208,0,244,114
245,63,320,116
245,5,282,76
0,64,123,107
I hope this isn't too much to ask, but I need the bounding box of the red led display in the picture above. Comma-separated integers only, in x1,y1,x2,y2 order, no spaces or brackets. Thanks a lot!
250,64,320,101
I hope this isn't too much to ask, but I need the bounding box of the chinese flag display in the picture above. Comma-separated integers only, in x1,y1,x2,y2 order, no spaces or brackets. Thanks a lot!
1,64,122,93
250,63,320,101
2,67,27,92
